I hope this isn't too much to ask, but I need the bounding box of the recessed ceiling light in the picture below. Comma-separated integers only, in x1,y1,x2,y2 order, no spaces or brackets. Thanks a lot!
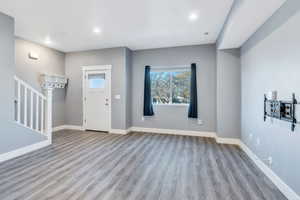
189,13,198,21
93,27,102,34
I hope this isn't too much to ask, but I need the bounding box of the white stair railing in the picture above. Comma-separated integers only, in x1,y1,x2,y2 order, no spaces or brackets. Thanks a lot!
14,76,52,142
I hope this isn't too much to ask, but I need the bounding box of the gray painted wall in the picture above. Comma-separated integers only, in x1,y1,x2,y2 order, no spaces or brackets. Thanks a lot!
0,12,14,132
0,12,46,154
131,45,217,132
216,49,241,138
241,0,300,195
65,47,128,130
125,48,133,129
15,38,66,127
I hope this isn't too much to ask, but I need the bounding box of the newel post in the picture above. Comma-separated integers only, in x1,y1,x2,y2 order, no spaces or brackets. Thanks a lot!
45,88,53,143
41,74,68,144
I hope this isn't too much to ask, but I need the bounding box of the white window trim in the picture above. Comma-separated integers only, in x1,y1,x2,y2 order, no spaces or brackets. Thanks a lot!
151,65,189,70
82,65,112,71
151,67,189,73
153,103,189,107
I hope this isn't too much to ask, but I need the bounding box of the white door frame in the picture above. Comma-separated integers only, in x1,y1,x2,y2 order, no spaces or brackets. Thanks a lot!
82,65,112,132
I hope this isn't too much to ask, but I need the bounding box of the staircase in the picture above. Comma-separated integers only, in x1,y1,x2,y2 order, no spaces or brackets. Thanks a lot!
14,76,53,142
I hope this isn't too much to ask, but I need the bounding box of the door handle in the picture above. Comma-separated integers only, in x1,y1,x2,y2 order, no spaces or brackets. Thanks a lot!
105,103,109,106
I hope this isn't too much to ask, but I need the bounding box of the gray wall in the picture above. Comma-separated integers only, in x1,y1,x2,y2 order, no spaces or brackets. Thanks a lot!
0,12,46,154
0,12,14,132
216,49,241,138
125,48,133,129
65,47,128,130
132,45,217,132
15,38,66,127
241,0,300,195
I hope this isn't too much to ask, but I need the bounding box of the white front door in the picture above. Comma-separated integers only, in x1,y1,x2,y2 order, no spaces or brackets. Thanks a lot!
83,69,111,132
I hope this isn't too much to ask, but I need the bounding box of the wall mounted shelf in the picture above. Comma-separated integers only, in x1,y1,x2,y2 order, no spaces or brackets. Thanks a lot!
40,74,68,89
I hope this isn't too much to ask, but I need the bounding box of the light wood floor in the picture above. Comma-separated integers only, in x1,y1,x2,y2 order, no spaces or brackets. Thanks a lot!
0,130,286,200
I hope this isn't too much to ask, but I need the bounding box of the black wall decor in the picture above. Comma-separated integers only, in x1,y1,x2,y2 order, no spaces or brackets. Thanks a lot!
264,93,297,131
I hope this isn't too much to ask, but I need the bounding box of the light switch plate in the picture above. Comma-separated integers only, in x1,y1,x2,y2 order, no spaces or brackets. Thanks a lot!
28,52,39,60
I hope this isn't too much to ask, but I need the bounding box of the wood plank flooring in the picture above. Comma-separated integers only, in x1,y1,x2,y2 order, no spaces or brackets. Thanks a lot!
0,130,286,200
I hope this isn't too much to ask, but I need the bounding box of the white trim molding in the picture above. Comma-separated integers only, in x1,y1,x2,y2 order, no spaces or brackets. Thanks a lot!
130,127,217,138
109,129,130,135
55,125,129,135
82,65,112,71
53,125,66,132
239,142,300,200
53,125,84,132
0,140,51,163
216,137,241,146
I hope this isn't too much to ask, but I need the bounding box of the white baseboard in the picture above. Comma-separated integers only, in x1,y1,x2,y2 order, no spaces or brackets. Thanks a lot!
0,140,51,163
109,129,130,135
130,127,217,138
53,125,66,132
53,125,84,132
54,125,130,135
239,142,300,200
216,137,241,146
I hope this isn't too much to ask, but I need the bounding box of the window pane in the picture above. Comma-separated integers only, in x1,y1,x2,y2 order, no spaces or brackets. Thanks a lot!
151,71,171,104
171,71,190,104
88,74,105,89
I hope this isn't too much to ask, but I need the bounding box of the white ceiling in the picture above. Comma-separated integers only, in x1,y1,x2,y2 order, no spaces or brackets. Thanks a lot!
218,0,287,49
0,0,234,52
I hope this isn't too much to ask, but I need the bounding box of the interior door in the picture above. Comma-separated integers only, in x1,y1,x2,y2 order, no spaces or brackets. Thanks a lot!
84,70,110,132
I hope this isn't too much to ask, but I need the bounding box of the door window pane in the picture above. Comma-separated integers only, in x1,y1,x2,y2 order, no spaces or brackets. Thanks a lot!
88,74,105,89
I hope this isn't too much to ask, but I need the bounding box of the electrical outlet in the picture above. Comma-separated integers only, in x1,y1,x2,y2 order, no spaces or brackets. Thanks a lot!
262,156,273,167
198,119,203,125
267,157,273,167
114,94,121,99
256,138,260,146
249,133,253,141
